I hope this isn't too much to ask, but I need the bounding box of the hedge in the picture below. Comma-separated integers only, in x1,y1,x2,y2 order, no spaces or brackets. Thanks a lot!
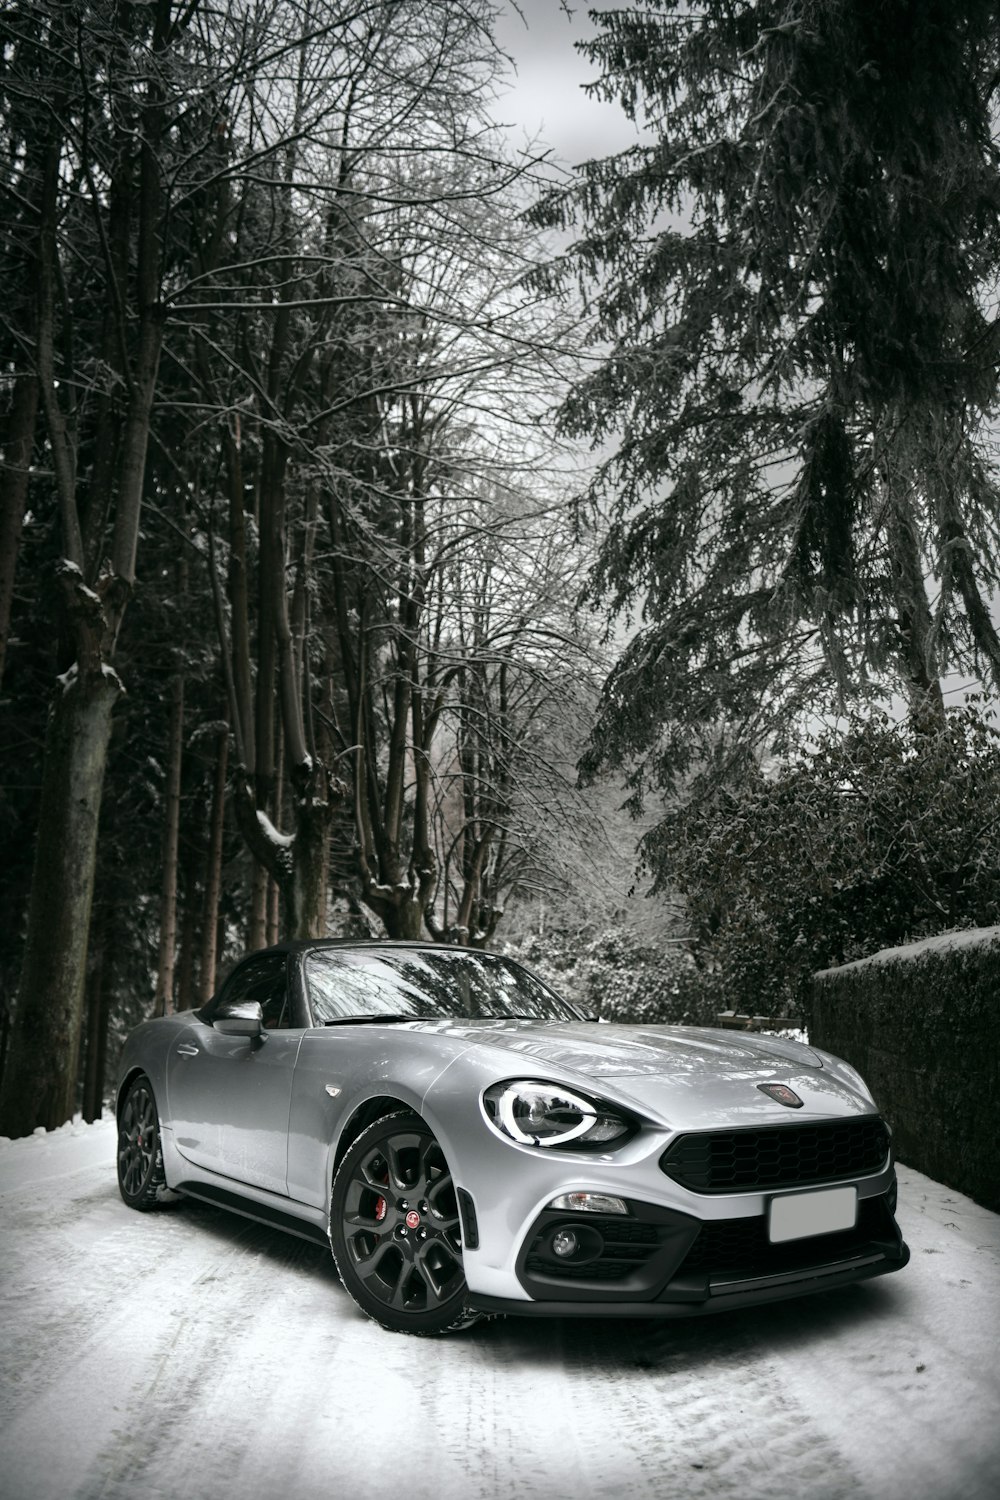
810,927,1000,1212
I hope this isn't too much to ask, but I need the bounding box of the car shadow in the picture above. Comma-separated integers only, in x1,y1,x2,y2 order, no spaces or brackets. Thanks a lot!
162,1192,341,1283
472,1277,910,1374
157,1190,908,1368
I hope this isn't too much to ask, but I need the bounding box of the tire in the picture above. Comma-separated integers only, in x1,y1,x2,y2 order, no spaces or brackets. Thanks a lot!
330,1111,482,1335
117,1074,167,1211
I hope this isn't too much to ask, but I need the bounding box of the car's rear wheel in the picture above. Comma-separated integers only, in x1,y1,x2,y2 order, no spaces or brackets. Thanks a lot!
117,1074,167,1211
330,1111,482,1335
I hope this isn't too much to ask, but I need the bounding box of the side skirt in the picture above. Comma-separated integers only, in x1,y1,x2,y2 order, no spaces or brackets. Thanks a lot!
173,1179,330,1248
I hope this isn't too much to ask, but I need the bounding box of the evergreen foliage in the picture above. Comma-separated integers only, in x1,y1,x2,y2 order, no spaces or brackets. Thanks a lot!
654,702,1000,1015
531,0,1000,798
509,922,715,1027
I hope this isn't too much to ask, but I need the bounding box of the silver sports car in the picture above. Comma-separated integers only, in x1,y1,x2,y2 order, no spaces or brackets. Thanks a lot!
116,941,909,1334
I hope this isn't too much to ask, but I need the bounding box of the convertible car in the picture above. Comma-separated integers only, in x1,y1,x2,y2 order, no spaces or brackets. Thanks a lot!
116,940,909,1334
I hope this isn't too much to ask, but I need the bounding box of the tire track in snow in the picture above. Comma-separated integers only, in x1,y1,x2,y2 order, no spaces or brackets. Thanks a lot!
411,1313,867,1500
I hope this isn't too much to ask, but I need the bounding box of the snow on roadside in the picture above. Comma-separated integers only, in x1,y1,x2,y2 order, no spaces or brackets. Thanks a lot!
0,1111,115,1194
816,923,1000,974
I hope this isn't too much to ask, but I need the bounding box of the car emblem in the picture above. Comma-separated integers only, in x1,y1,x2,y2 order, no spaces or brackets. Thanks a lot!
405,1210,421,1229
758,1082,803,1108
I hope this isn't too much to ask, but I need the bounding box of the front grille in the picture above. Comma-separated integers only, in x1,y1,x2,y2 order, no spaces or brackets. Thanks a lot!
660,1117,890,1193
525,1217,660,1282
676,1194,892,1279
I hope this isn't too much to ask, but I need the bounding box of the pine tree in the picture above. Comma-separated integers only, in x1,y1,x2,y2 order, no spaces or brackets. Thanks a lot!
532,0,1000,797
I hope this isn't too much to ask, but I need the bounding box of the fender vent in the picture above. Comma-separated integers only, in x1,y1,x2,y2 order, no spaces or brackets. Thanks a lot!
457,1187,479,1250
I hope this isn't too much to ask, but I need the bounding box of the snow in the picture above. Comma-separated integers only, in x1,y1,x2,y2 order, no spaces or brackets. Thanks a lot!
255,808,295,848
816,924,1000,976
1,1119,998,1500
55,662,124,695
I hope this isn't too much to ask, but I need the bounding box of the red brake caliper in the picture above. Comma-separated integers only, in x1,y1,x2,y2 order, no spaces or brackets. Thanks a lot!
373,1195,387,1223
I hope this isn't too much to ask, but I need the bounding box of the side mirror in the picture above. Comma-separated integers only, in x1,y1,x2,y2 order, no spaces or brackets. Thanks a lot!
214,999,264,1038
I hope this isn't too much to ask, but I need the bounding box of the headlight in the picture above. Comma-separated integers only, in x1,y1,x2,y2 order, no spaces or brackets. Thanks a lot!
482,1079,633,1149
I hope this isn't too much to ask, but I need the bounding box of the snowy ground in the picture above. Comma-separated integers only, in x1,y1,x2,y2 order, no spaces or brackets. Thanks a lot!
1,1118,998,1500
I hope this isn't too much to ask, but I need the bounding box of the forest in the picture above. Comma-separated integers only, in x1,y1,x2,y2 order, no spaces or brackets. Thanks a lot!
2,0,1000,1139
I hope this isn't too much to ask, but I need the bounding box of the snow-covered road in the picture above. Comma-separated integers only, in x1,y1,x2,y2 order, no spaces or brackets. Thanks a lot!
1,1118,997,1500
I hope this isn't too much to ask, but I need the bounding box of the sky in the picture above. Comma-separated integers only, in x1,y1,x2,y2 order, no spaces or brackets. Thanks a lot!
491,1,643,170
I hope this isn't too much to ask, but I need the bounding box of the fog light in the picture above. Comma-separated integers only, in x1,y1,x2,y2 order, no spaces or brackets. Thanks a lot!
551,1228,579,1258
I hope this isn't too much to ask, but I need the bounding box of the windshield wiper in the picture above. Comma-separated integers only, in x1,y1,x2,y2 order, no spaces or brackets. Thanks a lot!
322,1013,424,1026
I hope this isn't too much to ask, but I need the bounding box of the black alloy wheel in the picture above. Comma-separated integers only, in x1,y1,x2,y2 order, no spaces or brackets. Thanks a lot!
117,1075,167,1210
330,1111,481,1335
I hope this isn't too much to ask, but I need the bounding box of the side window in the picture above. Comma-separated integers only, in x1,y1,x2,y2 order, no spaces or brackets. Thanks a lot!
220,954,290,1029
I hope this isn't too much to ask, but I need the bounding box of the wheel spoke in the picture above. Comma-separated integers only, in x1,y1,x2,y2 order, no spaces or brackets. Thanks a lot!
350,1234,397,1276
386,1134,421,1191
426,1173,459,1230
412,1250,445,1304
414,1241,462,1303
419,1136,441,1182
387,1259,418,1312
358,1151,389,1191
344,1170,398,1229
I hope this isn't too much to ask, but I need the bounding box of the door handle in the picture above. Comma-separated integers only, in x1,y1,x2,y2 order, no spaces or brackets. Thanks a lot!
175,1043,199,1056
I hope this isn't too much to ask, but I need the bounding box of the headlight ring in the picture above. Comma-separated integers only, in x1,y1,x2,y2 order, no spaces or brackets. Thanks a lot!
482,1079,633,1150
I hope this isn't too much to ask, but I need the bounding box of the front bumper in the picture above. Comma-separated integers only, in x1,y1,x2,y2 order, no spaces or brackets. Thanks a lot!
466,1185,908,1316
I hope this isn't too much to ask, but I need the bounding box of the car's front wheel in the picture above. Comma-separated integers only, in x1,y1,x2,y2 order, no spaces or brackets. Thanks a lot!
117,1074,167,1211
330,1111,481,1335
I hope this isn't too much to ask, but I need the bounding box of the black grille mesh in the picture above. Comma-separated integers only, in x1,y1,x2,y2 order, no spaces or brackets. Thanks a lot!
677,1195,890,1278
660,1117,890,1192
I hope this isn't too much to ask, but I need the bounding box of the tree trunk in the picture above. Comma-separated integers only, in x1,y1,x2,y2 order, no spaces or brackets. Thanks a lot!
381,897,426,941
0,372,39,688
283,770,332,939
267,734,284,945
232,764,335,942
0,997,10,1104
81,903,111,1123
887,492,946,726
249,861,269,951
266,874,281,947
176,827,202,1014
199,728,228,1002
153,672,184,1015
0,668,119,1134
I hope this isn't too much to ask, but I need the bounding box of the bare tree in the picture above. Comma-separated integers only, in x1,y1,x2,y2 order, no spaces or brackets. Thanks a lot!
175,0,561,940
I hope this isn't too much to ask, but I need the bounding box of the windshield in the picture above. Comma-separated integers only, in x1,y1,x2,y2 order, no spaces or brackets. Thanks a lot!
304,948,587,1024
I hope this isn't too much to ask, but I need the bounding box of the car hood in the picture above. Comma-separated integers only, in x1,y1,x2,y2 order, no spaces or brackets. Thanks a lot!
401,1019,873,1128
459,1020,821,1072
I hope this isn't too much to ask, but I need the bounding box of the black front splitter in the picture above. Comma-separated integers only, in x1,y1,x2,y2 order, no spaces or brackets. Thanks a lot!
469,1242,909,1319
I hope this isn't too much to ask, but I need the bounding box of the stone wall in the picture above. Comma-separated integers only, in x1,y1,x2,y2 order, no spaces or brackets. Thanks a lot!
810,927,1000,1213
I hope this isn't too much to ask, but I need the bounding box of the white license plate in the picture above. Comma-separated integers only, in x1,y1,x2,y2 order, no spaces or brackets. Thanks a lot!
768,1186,858,1244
